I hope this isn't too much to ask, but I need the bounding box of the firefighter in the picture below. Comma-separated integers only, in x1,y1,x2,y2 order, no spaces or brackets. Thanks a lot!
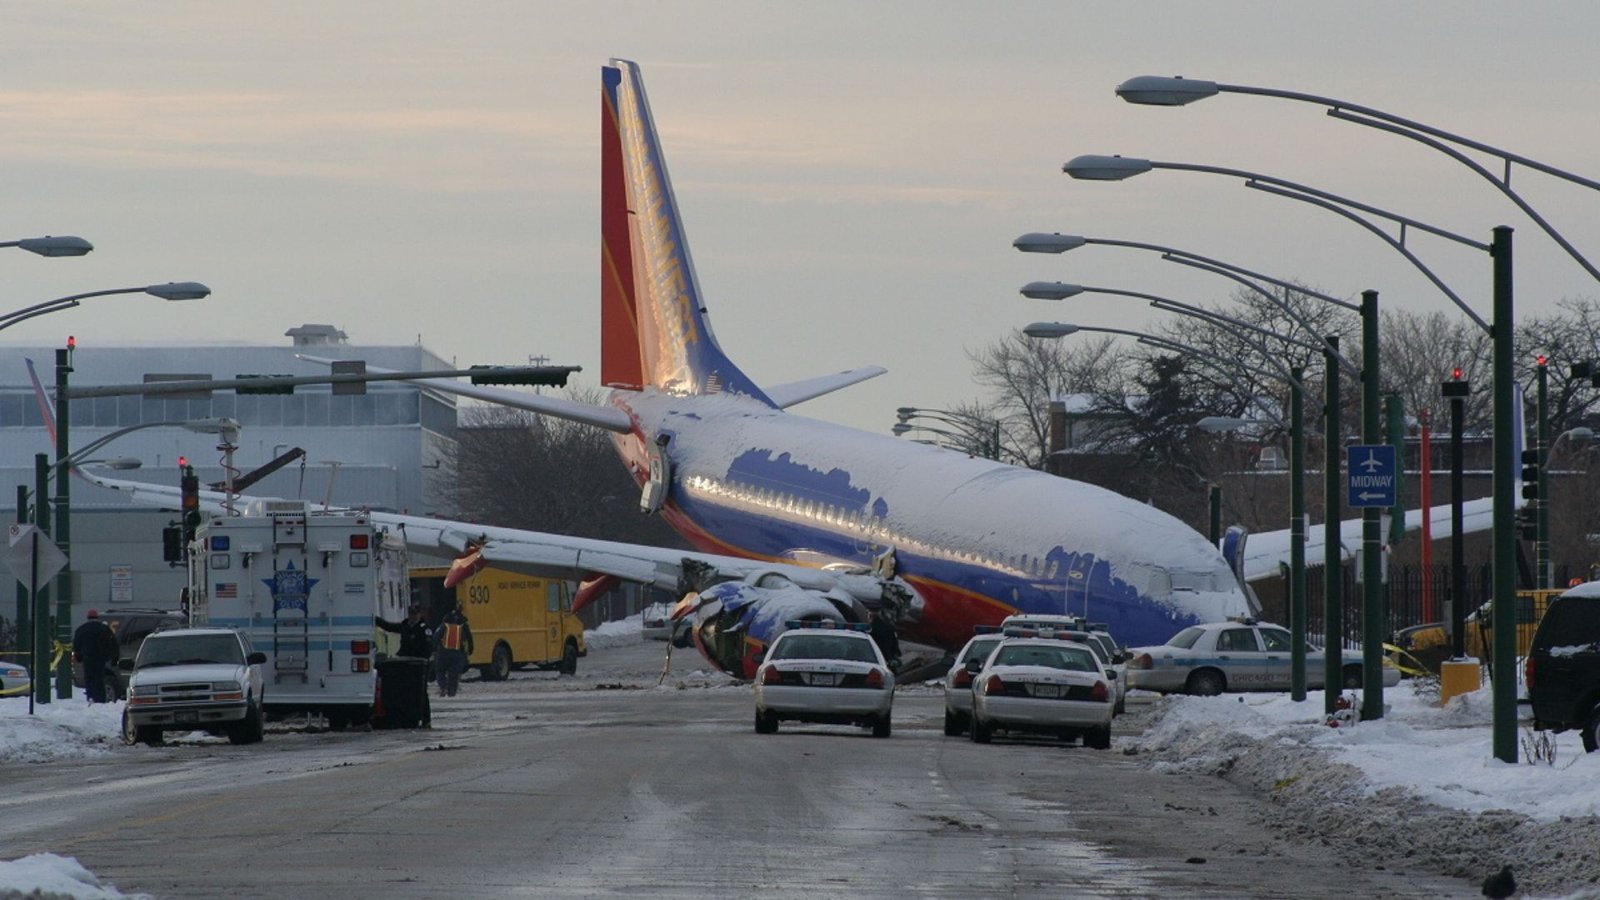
72,609,120,703
435,602,475,697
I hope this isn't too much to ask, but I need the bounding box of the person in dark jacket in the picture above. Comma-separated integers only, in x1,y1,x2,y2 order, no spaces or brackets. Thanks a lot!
869,609,901,672
434,603,475,697
377,603,434,658
72,609,120,703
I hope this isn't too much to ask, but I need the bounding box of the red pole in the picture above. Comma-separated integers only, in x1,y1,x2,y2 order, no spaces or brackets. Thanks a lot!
1419,409,1435,622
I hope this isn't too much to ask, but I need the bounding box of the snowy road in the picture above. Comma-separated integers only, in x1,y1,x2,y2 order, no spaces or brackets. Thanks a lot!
0,639,1481,898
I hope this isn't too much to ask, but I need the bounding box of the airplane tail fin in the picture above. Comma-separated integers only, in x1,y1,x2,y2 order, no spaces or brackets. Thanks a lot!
26,358,57,445
600,60,774,404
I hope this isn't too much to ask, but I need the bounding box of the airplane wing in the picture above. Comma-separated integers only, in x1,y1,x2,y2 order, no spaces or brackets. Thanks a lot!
1241,496,1496,582
763,366,888,409
295,355,634,433
80,471,880,600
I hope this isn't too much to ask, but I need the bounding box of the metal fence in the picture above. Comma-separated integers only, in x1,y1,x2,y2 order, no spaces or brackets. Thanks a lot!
1304,562,1568,652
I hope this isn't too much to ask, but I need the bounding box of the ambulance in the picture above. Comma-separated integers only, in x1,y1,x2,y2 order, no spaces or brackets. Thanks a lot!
186,499,408,729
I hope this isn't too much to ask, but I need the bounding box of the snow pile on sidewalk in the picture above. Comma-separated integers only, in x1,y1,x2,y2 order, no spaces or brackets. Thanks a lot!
0,853,149,899
0,696,123,762
1130,682,1600,897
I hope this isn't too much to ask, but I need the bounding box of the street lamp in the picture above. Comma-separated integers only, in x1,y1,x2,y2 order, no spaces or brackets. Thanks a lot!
1113,75,1600,282
1013,232,1360,352
1106,77,1600,761
894,407,1002,461
1019,281,1354,372
19,416,235,705
1,282,210,333
1,235,93,258
1064,153,1528,720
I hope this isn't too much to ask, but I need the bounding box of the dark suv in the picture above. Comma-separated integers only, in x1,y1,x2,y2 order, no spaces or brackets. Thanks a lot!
1526,582,1600,752
72,607,188,700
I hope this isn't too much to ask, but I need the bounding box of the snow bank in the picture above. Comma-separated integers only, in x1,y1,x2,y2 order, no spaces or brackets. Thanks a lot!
0,696,123,762
0,853,150,899
583,612,644,649
1131,682,1600,897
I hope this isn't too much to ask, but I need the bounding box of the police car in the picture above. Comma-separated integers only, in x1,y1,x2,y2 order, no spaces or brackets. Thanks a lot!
1001,615,1128,715
1126,617,1402,696
943,630,1006,736
753,621,895,738
0,660,29,695
967,633,1115,748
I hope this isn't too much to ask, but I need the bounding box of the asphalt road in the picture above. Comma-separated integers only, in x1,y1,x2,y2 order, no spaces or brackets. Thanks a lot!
0,639,1479,899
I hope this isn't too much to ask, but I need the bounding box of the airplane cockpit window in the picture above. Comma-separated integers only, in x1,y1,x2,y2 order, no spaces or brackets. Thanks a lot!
1145,566,1173,595
1169,570,1216,592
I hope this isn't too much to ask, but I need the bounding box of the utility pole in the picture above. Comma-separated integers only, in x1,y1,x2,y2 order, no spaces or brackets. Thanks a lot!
53,344,73,698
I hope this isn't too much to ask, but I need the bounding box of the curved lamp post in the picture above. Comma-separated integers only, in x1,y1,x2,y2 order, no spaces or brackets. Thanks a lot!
1013,232,1359,357
1062,152,1510,721
2,282,210,333
893,407,1002,460
1105,77,1600,760
32,285,212,700
1114,75,1600,282
1,236,93,258
1019,281,1350,372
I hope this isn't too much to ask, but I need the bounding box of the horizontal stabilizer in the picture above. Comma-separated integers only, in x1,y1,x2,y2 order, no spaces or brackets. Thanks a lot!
763,366,888,409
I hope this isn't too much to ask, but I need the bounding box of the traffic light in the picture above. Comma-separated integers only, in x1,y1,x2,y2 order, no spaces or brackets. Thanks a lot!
467,365,573,388
162,524,184,564
1518,506,1539,541
1521,448,1541,501
1441,369,1470,399
180,463,201,552
234,374,295,395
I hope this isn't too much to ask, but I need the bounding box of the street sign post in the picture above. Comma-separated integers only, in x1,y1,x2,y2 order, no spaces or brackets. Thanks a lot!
6,523,67,592
6,523,68,712
1347,444,1398,508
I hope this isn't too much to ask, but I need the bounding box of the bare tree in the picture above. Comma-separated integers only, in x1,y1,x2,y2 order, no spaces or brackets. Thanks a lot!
964,329,1126,468
1380,308,1491,430
443,391,688,549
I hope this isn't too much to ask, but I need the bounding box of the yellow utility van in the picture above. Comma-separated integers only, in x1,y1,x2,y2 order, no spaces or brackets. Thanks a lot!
409,566,587,680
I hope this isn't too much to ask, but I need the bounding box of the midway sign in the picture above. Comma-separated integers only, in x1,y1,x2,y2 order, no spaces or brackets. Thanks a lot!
1346,444,1398,508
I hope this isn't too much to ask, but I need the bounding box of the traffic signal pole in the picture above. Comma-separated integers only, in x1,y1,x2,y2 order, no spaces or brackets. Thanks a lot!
52,346,72,699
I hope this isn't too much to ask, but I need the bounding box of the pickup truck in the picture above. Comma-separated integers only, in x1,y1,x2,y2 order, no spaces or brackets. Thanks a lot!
119,627,267,746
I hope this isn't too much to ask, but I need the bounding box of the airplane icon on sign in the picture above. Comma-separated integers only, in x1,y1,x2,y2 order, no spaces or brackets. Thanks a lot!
1359,450,1385,473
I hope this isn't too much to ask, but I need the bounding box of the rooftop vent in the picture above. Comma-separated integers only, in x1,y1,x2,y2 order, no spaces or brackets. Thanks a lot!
285,324,348,347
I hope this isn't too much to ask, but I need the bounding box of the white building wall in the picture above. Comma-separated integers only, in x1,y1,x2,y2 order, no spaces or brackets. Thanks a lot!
1,335,461,621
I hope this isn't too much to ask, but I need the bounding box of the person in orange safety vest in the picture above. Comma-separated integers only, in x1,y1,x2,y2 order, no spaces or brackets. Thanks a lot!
435,602,475,697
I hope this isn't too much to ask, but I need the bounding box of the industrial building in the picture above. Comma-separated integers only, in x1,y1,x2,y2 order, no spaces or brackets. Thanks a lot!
1,324,459,614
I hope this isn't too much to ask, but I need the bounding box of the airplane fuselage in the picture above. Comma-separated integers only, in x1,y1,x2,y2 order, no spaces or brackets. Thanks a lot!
610,389,1249,651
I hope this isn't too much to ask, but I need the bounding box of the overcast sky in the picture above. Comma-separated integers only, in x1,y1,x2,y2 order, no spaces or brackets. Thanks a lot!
4,2,1598,433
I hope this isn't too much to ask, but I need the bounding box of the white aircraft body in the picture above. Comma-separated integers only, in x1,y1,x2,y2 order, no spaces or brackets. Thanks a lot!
84,59,1268,678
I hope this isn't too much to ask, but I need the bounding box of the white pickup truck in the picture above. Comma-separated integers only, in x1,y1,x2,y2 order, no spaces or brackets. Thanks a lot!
119,627,267,746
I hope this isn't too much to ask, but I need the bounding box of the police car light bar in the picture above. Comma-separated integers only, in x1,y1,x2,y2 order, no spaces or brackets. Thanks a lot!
782,619,871,632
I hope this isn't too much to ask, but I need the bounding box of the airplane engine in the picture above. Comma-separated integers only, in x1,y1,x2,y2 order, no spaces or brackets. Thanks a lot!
681,571,869,678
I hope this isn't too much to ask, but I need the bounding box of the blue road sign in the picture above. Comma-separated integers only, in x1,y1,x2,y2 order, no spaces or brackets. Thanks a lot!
1347,444,1398,507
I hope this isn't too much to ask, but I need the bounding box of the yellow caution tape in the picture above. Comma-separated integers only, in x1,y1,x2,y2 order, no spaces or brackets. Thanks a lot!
1382,642,1435,678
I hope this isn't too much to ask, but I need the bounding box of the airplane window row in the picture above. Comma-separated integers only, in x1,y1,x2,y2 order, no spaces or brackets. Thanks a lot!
684,472,1210,599
684,473,1083,582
